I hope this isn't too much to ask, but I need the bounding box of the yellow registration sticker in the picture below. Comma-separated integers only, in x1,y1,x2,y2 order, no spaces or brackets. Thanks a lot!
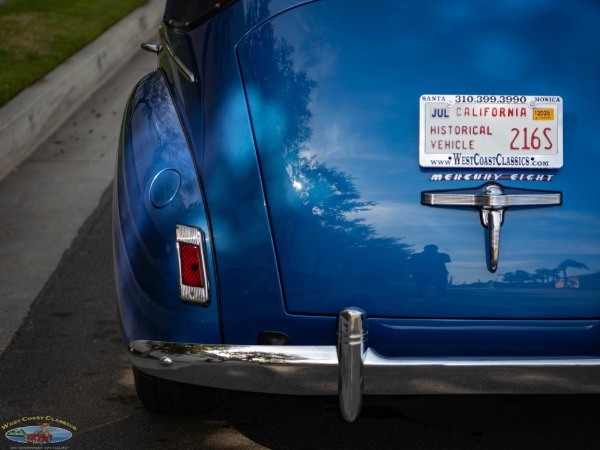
533,108,554,120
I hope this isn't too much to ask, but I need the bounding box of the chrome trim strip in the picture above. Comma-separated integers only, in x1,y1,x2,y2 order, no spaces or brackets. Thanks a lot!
159,23,197,83
422,183,562,272
421,183,562,208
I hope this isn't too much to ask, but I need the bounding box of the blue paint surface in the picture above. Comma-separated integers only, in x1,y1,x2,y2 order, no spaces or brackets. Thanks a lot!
115,0,600,356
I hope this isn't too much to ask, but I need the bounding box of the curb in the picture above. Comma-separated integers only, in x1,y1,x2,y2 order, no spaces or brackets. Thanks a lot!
0,0,164,181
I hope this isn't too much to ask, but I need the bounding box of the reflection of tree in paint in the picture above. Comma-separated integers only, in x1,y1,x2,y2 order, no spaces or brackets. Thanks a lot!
502,269,532,286
491,259,593,290
241,0,412,291
240,1,599,301
557,259,589,289
535,268,559,286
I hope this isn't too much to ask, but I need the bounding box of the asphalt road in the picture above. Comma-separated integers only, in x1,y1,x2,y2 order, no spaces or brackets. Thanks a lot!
2,184,600,449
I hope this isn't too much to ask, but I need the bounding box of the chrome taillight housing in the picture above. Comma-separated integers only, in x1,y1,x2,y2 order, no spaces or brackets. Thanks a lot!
175,224,209,305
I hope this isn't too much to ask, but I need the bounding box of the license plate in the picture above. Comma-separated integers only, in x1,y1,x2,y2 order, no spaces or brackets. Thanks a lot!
419,95,563,169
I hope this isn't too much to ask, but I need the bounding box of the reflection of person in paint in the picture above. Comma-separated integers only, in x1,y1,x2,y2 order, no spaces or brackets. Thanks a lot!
410,244,451,299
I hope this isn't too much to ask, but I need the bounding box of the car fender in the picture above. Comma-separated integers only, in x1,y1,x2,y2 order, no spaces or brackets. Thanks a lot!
113,69,221,344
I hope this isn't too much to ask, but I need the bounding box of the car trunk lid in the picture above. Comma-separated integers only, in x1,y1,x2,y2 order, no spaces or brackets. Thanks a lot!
236,0,600,319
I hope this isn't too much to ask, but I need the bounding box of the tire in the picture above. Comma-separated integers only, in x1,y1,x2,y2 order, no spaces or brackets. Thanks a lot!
133,366,217,414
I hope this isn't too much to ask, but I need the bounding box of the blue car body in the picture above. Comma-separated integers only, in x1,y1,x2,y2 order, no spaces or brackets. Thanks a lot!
114,0,600,420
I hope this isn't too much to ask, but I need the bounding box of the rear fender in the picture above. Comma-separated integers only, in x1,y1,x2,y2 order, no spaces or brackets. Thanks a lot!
113,70,220,344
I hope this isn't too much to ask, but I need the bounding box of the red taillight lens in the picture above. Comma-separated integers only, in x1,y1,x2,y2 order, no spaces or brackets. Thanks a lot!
179,242,203,287
176,224,209,305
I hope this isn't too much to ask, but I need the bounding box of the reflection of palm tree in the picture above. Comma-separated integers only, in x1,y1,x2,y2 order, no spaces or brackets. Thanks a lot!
502,269,531,286
556,259,589,288
535,268,556,285
502,269,538,286
502,271,515,284
515,270,531,284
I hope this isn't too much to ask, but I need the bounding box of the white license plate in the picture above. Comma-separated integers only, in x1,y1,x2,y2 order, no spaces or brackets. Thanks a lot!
419,95,563,169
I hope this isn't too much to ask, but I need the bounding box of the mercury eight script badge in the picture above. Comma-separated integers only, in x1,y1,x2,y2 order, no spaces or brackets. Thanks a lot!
419,95,563,169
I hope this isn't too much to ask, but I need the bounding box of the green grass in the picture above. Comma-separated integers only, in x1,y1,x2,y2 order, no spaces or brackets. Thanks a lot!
0,0,147,107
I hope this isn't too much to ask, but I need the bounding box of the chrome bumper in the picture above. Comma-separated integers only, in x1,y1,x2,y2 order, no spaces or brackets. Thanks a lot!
129,308,600,422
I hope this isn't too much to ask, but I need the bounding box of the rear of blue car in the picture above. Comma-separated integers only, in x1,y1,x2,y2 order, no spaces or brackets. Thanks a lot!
114,0,600,421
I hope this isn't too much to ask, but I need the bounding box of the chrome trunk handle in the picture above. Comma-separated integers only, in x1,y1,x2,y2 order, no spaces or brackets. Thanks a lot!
421,183,562,272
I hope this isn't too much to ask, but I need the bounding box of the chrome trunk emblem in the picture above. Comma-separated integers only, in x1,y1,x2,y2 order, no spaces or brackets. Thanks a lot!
421,183,562,272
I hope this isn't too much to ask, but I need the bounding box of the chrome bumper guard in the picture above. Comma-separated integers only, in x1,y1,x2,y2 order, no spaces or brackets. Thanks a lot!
129,308,600,422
